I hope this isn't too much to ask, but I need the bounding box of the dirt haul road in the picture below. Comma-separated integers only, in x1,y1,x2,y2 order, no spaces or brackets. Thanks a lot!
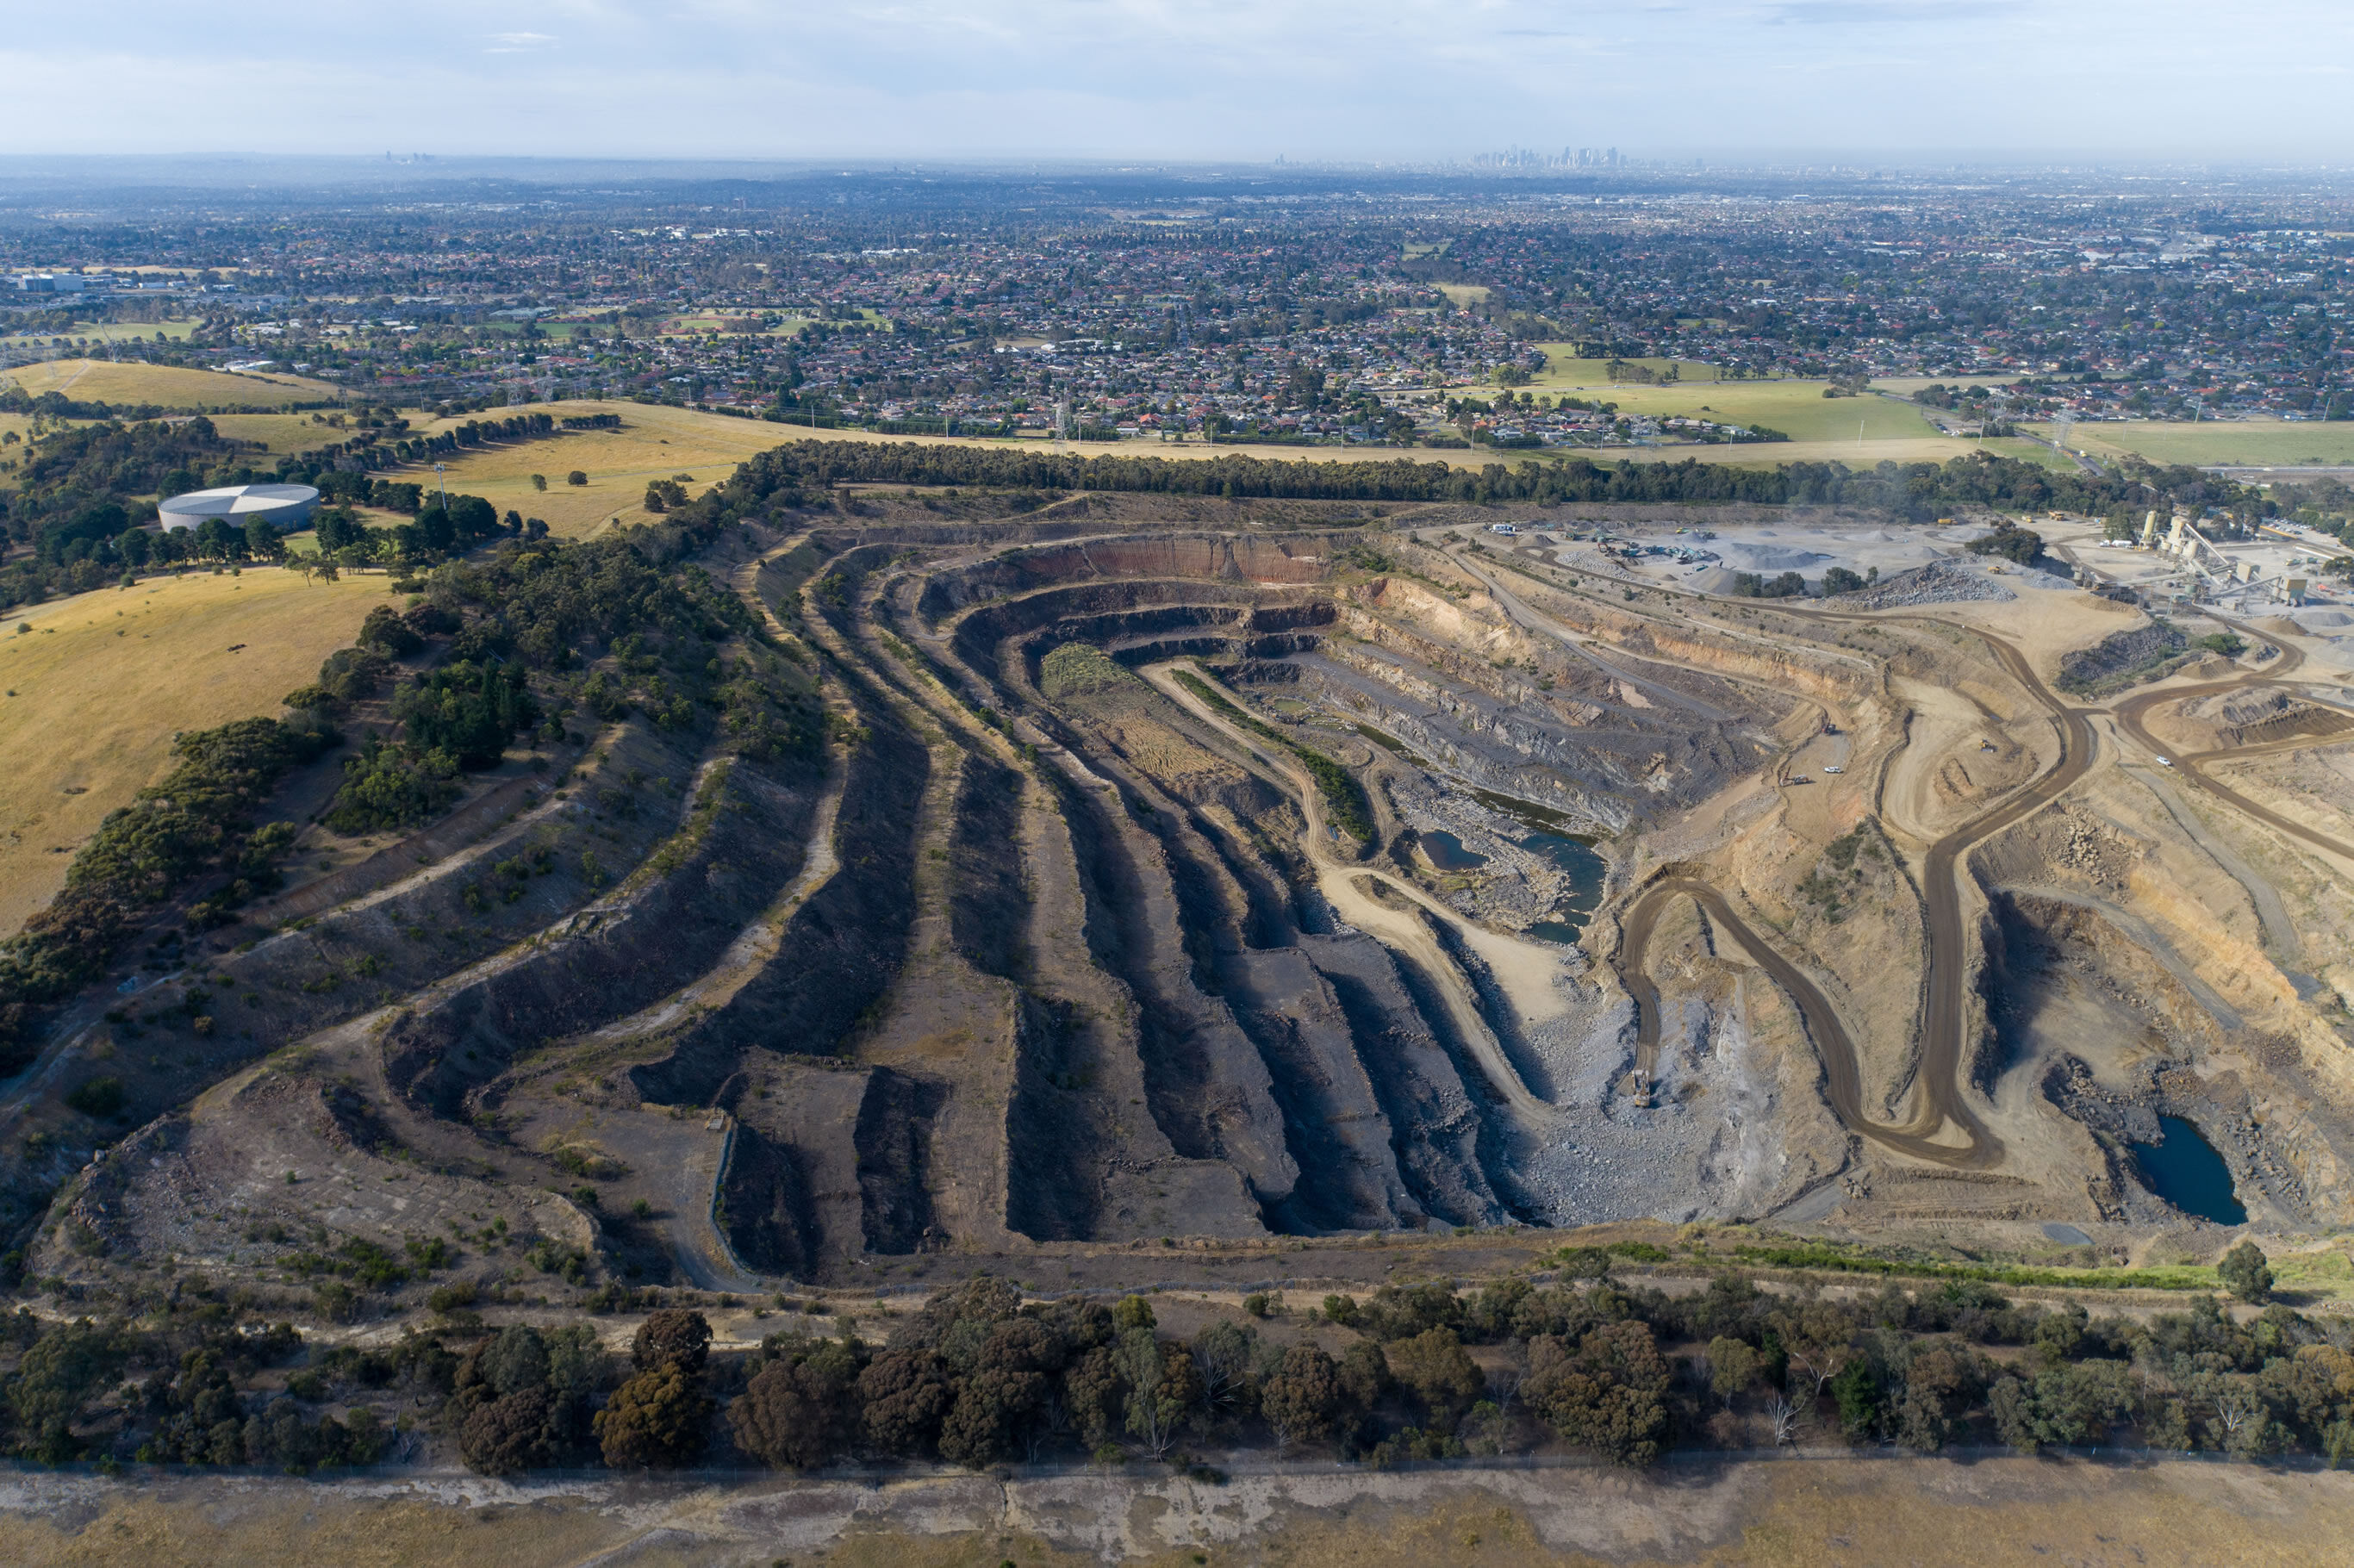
1440,544,2351,1176
1591,584,2344,1171
1453,550,2089,1169
1610,613,2094,1171
2110,614,2354,868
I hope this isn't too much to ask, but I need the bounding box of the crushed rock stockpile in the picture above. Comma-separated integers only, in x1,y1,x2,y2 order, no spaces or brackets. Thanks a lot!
2058,621,2189,696
1837,557,2018,610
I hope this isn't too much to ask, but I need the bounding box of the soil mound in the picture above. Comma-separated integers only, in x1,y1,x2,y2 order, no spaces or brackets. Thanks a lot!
1839,557,2016,609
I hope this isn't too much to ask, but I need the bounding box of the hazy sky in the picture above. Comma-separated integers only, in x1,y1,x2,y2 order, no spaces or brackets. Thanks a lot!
6,1,2349,161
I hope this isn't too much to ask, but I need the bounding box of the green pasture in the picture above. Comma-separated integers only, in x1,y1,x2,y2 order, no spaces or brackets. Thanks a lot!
1522,375,1946,445
1,320,202,345
2032,419,2354,470
1527,350,1727,389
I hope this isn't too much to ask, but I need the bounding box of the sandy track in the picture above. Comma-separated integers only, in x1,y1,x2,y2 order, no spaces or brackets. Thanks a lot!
2111,613,2354,868
1473,567,2093,1170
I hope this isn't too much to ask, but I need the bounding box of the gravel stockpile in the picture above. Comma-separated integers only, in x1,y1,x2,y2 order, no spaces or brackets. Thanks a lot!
1835,557,2018,609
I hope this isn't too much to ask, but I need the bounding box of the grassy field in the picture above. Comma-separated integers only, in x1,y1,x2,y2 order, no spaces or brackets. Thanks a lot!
393,401,2077,533
1545,378,1947,445
11,391,2066,527
0,569,386,936
660,312,812,336
2030,418,2354,469
209,412,358,454
2,320,202,345
1872,374,2019,395
1594,433,2071,470
0,358,339,409
0,1447,2344,1566
387,401,806,538
1528,350,1726,387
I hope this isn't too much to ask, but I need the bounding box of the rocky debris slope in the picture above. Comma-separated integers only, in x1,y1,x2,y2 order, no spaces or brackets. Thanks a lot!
1838,557,2018,610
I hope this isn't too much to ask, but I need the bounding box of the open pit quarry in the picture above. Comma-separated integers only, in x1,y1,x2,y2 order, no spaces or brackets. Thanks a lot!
12,493,2354,1307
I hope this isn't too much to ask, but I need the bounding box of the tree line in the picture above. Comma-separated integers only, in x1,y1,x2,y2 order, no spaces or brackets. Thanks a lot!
692,439,2258,526
1,1245,2345,1475
0,499,813,1071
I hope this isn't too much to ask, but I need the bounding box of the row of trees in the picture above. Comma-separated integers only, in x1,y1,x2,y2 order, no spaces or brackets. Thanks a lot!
692,438,2259,526
0,1246,2341,1474
0,714,338,1070
455,1245,2354,1474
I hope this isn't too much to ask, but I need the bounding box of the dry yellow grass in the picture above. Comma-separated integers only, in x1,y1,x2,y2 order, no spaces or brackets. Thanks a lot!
400,401,805,538
400,402,1404,539
1,320,202,345
366,398,2071,542
0,569,387,937
209,412,353,454
2032,417,2354,470
0,358,339,409
0,1453,2347,1567
1597,434,2070,470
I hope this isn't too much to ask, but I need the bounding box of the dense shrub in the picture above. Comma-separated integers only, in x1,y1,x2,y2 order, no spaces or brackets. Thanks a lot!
632,1308,713,1374
1966,522,2046,563
1524,1321,1671,1466
323,737,462,835
595,1362,712,1468
730,1337,858,1470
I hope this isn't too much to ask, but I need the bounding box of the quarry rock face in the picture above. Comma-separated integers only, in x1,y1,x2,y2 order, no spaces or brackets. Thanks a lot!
22,507,2354,1301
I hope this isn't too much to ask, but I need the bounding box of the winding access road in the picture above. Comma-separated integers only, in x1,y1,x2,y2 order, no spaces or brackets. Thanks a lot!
1139,658,1559,1126
1612,618,2092,1170
2108,616,2354,866
1465,550,2097,1168
1561,576,2344,1170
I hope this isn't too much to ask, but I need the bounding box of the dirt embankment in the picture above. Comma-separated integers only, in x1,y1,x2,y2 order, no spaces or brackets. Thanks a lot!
916,529,1354,621
380,750,825,1120
10,718,712,1216
1990,885,2354,1228
2177,688,2354,750
949,577,1327,686
16,1441,2352,1566
2056,621,2189,697
631,672,931,1108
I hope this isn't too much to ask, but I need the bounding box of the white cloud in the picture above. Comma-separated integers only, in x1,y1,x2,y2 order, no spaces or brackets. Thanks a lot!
0,2,2346,157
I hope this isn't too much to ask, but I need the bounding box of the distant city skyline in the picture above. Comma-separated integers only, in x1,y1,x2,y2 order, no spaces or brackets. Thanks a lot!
3,1,2348,160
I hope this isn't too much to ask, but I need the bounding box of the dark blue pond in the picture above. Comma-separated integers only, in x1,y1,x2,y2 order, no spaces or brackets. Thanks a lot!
1419,830,1488,870
2128,1115,2246,1225
1522,831,1607,941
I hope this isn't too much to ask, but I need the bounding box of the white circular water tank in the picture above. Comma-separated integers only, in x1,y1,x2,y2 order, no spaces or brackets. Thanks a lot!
157,482,321,532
